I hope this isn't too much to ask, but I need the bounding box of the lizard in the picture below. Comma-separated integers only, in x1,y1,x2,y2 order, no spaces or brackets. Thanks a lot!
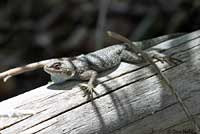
0,32,183,118
43,33,183,98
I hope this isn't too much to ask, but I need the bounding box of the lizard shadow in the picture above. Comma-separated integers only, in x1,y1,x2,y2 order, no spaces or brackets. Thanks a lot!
92,80,135,133
47,80,80,90
45,65,129,133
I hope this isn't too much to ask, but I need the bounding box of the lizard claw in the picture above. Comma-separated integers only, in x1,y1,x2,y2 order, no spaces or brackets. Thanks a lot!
148,51,182,65
79,83,97,99
153,55,182,65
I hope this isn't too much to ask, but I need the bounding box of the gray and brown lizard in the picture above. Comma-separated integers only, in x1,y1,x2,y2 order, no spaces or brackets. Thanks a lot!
43,33,182,98
44,32,200,131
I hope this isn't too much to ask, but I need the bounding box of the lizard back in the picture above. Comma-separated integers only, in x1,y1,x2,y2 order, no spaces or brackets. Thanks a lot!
83,45,126,71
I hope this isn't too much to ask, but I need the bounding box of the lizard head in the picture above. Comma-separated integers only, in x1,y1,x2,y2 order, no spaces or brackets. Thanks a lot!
44,59,76,83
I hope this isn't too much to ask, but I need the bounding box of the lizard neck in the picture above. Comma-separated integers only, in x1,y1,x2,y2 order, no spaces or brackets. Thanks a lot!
71,56,90,75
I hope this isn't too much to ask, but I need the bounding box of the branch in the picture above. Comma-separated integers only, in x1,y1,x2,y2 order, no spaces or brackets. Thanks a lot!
0,59,52,82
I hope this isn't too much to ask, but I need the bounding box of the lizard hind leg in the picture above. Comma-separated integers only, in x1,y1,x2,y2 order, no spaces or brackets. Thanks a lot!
147,50,182,65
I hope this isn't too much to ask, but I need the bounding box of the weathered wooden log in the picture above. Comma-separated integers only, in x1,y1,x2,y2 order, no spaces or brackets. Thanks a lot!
0,30,200,134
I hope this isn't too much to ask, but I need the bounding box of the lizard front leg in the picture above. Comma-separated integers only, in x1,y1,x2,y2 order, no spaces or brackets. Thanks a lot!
79,70,98,99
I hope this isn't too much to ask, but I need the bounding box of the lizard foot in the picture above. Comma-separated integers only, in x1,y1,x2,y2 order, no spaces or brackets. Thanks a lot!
153,55,182,65
79,83,98,99
148,51,182,65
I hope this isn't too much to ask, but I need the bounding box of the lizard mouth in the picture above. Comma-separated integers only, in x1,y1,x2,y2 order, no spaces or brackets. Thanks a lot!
44,66,75,77
44,67,63,74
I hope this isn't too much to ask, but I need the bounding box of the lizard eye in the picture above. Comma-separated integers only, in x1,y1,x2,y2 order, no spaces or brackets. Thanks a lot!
51,62,61,70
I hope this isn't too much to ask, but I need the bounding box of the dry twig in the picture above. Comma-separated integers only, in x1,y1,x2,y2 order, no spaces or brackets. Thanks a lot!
0,59,52,82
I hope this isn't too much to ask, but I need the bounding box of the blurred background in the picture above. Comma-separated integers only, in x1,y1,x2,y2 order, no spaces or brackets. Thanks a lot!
0,0,200,101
